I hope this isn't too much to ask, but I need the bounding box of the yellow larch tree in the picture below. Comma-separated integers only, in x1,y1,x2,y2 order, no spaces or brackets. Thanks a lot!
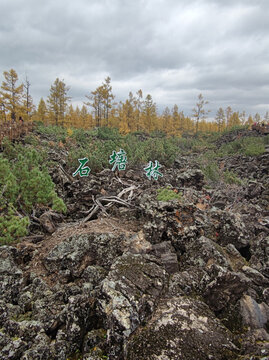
0,69,24,122
37,98,48,124
141,94,157,132
162,107,173,135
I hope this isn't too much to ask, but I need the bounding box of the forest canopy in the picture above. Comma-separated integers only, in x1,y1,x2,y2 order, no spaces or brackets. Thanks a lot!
1,69,268,135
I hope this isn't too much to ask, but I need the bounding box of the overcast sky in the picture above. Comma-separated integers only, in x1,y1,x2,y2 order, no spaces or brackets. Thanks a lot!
0,0,268,118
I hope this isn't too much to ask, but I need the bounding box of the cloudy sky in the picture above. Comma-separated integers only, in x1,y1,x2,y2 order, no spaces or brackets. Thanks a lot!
0,0,268,118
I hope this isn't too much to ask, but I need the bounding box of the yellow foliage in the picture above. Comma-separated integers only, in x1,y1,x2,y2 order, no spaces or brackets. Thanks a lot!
67,128,73,137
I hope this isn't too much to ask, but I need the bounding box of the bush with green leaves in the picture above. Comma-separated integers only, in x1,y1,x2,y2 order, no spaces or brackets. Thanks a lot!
0,143,67,244
243,139,265,156
24,134,39,146
202,162,221,184
0,150,67,215
157,187,182,202
125,136,180,167
0,157,18,207
0,205,29,245
149,130,166,138
217,136,265,157
97,126,122,140
67,132,181,173
221,125,249,134
36,123,67,142
71,128,92,145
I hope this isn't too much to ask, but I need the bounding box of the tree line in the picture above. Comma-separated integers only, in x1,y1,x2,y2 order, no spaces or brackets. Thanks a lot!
1,68,268,135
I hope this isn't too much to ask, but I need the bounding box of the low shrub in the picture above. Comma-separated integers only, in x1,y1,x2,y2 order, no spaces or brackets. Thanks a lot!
202,162,221,184
0,205,29,245
0,145,67,245
36,123,67,137
264,134,269,145
97,127,122,140
244,142,265,156
217,136,265,157
223,170,243,185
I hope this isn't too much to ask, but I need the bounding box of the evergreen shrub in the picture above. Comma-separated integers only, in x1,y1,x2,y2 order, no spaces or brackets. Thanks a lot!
0,144,66,245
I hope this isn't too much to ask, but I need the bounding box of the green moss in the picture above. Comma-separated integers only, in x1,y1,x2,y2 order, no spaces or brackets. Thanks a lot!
11,311,32,322
11,336,20,341
157,187,182,202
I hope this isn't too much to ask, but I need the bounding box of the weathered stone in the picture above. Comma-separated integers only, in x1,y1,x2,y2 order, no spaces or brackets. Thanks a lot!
98,253,168,358
44,232,127,278
122,231,152,255
82,328,107,354
179,235,229,270
204,267,250,311
0,246,23,303
216,210,252,248
0,338,28,360
39,212,56,234
151,241,179,274
125,296,238,360
240,295,269,330
175,169,205,190
250,235,269,278
168,268,207,296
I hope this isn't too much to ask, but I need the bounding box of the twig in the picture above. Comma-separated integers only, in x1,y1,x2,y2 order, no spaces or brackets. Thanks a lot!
82,205,99,222
58,164,74,183
117,185,137,198
96,198,109,217
101,196,131,207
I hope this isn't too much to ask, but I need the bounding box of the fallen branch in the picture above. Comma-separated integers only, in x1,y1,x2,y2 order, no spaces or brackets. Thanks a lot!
82,185,138,223
82,204,100,222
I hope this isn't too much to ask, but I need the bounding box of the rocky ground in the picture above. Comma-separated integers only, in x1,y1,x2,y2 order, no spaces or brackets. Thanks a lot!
0,130,269,359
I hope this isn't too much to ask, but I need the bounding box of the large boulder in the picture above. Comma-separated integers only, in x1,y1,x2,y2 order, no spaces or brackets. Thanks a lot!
125,296,238,360
44,232,127,279
98,252,168,358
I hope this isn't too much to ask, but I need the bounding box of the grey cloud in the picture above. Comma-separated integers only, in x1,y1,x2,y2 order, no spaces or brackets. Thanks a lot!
0,0,268,117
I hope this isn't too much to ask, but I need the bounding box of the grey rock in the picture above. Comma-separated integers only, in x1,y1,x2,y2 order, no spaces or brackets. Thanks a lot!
0,338,27,360
180,235,229,270
0,246,23,303
176,169,205,190
44,232,127,278
240,294,269,330
204,267,250,311
250,235,269,278
151,241,179,274
98,253,168,358
125,296,238,360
